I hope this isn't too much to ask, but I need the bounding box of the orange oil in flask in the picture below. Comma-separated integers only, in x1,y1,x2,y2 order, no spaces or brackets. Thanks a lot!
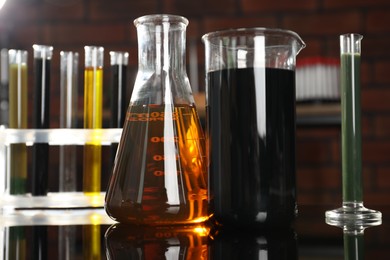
105,14,209,225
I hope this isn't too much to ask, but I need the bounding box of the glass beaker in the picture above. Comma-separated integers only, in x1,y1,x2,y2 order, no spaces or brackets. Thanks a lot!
105,14,208,225
202,28,305,228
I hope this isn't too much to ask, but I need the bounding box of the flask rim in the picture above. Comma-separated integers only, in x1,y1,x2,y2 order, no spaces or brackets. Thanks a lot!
202,27,305,52
134,14,189,27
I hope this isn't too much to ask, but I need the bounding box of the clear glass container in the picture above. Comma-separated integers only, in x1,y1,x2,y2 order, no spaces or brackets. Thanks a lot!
325,33,382,228
105,14,209,225
202,28,305,228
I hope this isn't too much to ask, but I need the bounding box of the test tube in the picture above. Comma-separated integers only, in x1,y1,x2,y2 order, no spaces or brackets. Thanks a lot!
8,49,28,195
7,227,26,260
83,46,103,194
58,52,79,259
82,225,101,259
0,49,9,126
59,51,79,192
344,230,364,260
31,44,53,196
325,34,381,227
109,51,128,164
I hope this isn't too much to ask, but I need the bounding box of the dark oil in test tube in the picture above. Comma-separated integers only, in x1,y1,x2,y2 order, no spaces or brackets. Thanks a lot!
32,57,51,196
207,67,297,228
110,64,127,128
110,63,127,165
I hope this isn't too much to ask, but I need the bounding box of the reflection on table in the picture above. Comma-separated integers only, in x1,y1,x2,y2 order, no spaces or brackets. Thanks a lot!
0,205,389,259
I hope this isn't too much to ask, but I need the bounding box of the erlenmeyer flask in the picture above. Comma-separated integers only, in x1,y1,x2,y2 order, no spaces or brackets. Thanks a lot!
105,14,209,225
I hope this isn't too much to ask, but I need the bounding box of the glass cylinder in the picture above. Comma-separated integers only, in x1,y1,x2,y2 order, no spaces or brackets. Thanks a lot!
202,28,305,228
83,46,104,194
325,33,382,228
105,14,208,225
340,34,363,203
8,49,28,195
32,44,53,196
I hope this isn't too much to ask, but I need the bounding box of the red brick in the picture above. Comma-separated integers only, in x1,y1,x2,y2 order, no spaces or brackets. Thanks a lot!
324,0,390,9
330,140,341,163
202,17,278,35
297,189,341,206
363,193,390,206
362,89,390,111
186,19,202,41
242,0,317,13
362,37,390,59
376,167,390,189
44,23,128,45
296,140,333,165
360,61,372,86
163,0,237,16
1,2,83,22
88,0,158,21
297,126,340,139
373,61,390,84
8,24,41,49
363,140,390,163
355,115,374,138
366,10,390,33
282,11,362,36
362,167,376,190
373,115,390,137
298,38,323,58
297,166,341,190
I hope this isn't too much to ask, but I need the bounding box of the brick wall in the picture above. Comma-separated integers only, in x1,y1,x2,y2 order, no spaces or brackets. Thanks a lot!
1,0,390,207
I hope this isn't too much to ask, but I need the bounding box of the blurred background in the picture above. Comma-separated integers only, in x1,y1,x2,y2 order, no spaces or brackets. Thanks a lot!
0,0,389,217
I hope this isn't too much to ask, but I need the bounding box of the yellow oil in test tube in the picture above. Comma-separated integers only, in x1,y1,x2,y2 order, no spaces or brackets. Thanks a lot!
8,49,28,195
83,46,103,194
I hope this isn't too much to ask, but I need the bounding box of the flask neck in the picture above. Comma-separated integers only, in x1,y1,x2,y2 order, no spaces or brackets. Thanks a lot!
136,19,187,75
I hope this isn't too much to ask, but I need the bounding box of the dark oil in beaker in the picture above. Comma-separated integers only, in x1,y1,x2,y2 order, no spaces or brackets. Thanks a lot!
207,67,297,228
105,104,208,225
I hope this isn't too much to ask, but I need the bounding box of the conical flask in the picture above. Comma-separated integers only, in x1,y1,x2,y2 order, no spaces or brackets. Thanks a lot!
105,14,209,225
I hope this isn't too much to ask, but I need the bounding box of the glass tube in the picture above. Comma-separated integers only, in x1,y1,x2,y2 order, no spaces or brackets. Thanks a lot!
82,225,101,259
32,44,53,196
8,49,28,195
109,51,128,164
59,51,79,192
110,51,128,128
0,48,9,126
325,33,381,228
83,46,103,194
7,227,26,260
344,230,364,260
